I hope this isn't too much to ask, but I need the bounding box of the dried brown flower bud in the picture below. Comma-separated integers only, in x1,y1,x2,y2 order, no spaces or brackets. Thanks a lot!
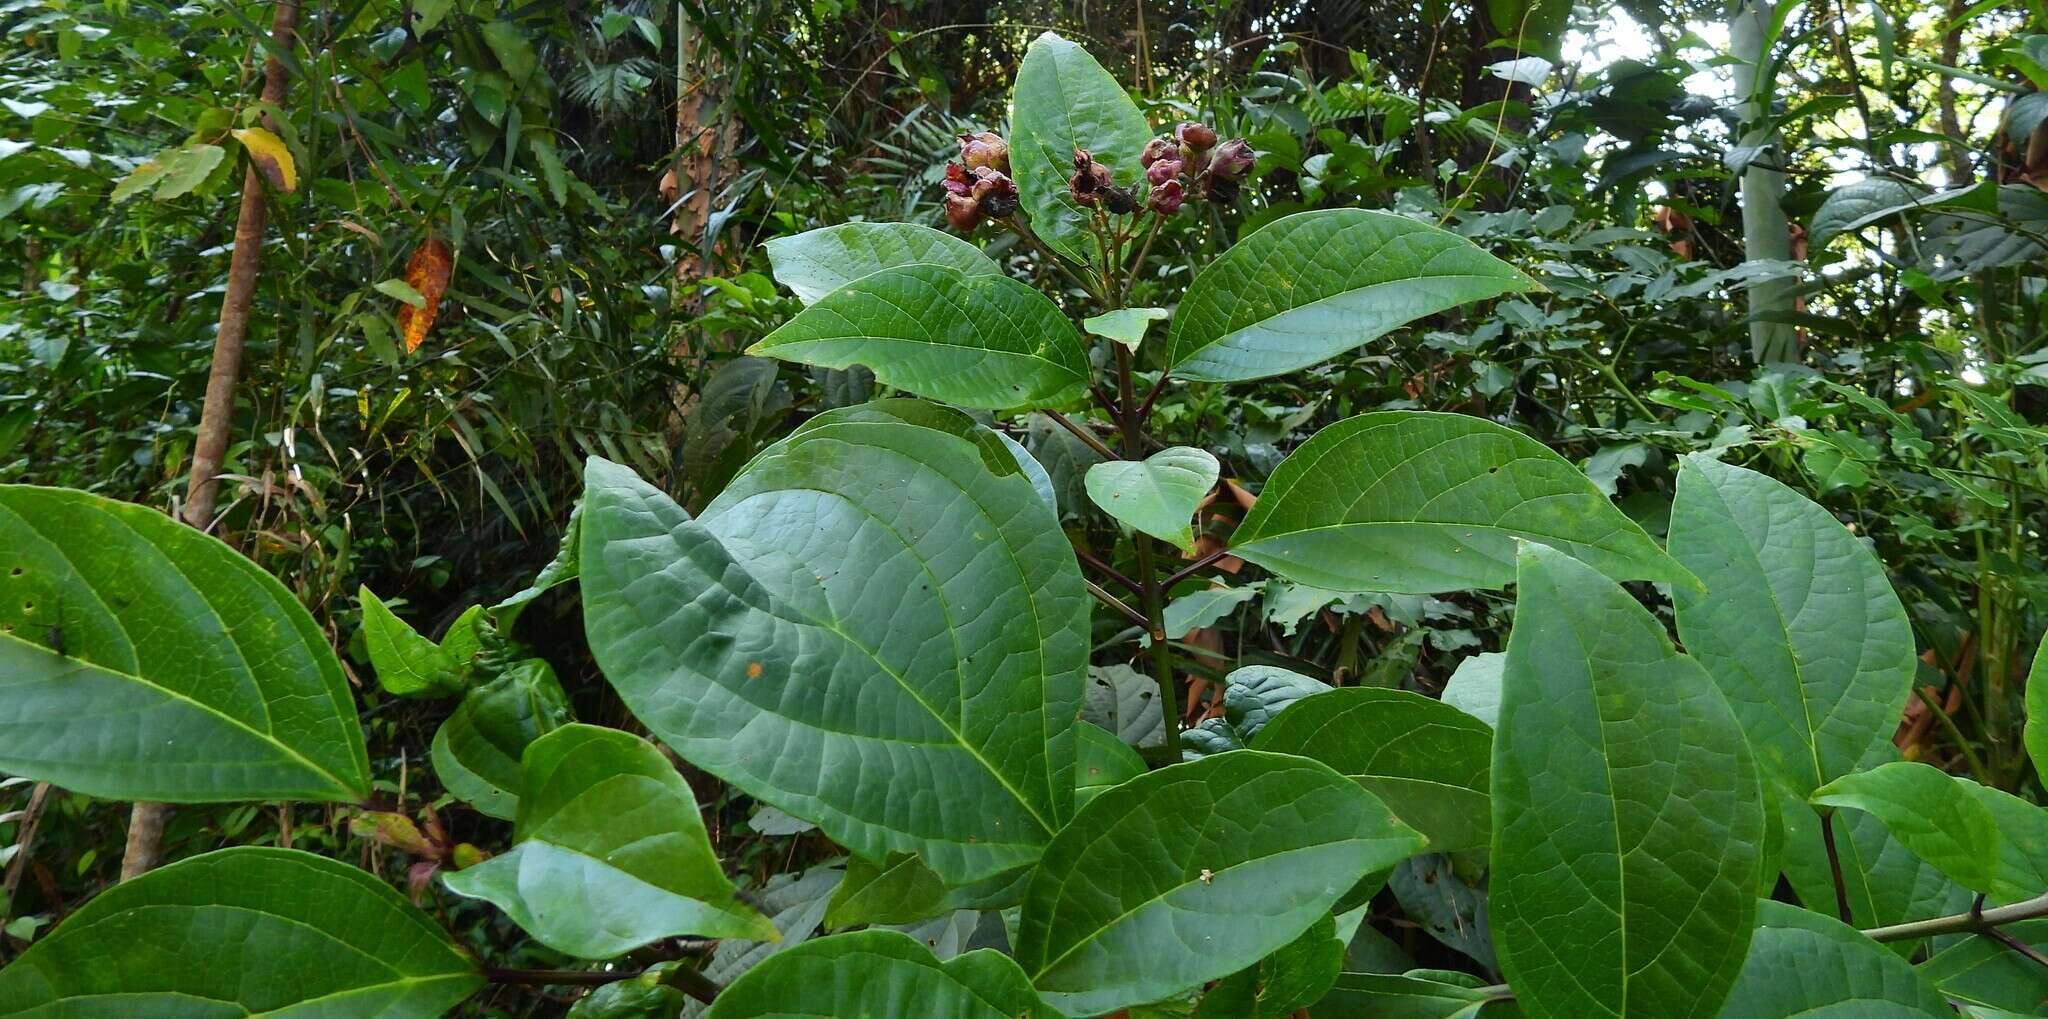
1175,122,1218,151
1210,139,1254,180
1101,184,1138,216
1140,136,1177,167
971,167,1018,218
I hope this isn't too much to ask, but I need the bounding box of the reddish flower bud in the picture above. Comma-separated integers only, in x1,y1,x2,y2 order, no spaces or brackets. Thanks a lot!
1147,179,1186,215
971,167,1018,218
1175,122,1219,151
1069,149,1113,204
959,131,1009,172
1146,158,1183,186
1140,136,1177,167
944,193,982,231
1073,147,1095,172
942,162,972,197
1210,138,1254,180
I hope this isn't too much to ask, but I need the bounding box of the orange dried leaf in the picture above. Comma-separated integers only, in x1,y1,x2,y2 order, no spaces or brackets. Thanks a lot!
397,236,453,352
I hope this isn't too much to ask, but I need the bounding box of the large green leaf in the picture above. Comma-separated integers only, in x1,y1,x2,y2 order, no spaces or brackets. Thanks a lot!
431,658,570,820
749,264,1090,410
704,929,1052,1018
0,846,481,1016
1775,769,1971,954
1252,687,1492,852
1717,901,1948,1018
1085,446,1218,552
1809,178,1932,250
1668,455,1916,796
1318,970,1520,1018
764,222,1000,305
1074,720,1144,808
1229,413,1692,594
1007,32,1152,267
0,485,369,802
1182,665,1328,758
1164,210,1537,382
1013,750,1426,1017
360,586,464,698
1811,761,2048,901
1491,543,1763,1019
2026,630,2048,781
581,403,1088,884
443,724,775,957
1918,918,2048,1014
1192,914,1343,1019
823,852,955,930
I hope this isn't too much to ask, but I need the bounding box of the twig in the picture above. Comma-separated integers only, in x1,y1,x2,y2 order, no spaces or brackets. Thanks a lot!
1043,409,1120,461
1864,890,2048,943
1085,579,1152,631
1819,811,1854,925
1075,545,1142,595
1162,546,1231,591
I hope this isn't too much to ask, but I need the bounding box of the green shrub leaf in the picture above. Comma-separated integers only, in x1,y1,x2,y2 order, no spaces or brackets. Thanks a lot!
0,847,480,1016
750,264,1089,410
1491,543,1764,1019
360,586,464,698
1084,445,1218,552
1074,720,1144,808
0,485,370,802
580,403,1088,884
1317,969,1519,1017
1014,750,1426,1016
430,658,570,819
765,221,1001,305
2026,630,2048,782
443,724,775,956
1811,760,2048,901
1717,901,1949,1018
1008,32,1152,268
1165,210,1537,382
1253,687,1493,852
1669,455,1917,796
704,929,1053,1018
1230,412,1692,594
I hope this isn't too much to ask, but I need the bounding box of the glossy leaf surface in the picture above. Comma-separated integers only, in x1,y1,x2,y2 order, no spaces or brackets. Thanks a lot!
1717,901,1948,1018
1007,32,1151,267
704,929,1051,1019
764,222,1000,305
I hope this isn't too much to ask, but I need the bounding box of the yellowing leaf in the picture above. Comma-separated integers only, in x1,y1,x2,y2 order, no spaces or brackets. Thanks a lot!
397,236,454,353
232,127,297,193
111,157,170,202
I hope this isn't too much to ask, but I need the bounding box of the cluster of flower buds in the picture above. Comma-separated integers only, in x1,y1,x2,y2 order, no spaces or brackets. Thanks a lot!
1141,122,1253,211
942,131,1018,232
1069,148,1139,215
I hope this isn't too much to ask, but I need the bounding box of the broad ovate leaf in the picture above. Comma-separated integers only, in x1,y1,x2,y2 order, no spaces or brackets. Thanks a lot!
1230,412,1692,594
1084,445,1219,552
824,853,954,930
1669,455,1916,796
764,221,1001,305
1082,306,1170,351
749,264,1089,410
0,485,370,802
1253,687,1493,852
443,724,775,957
1777,777,1971,954
581,402,1087,884
1165,210,1537,382
704,929,1052,1018
1809,178,1930,250
1918,918,2048,1014
1193,915,1343,1019
359,586,464,698
1007,32,1152,267
0,847,480,1016
1492,543,1763,1019
1717,901,1949,1018
1318,969,1520,1017
1810,761,2048,902
1014,750,1426,1017
431,658,570,819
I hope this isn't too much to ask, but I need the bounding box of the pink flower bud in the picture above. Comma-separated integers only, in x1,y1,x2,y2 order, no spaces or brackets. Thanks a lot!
944,192,982,231
1210,139,1254,180
971,167,1018,218
1175,122,1218,151
1140,136,1177,167
1147,179,1186,215
959,131,1009,173
1146,158,1183,186
942,162,972,197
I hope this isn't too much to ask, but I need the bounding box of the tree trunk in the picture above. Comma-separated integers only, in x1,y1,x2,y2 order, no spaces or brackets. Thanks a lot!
122,0,300,884
1729,0,1800,364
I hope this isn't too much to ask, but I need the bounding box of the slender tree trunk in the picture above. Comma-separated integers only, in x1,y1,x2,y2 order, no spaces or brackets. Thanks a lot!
1729,0,1800,364
1936,0,1972,183
122,0,300,884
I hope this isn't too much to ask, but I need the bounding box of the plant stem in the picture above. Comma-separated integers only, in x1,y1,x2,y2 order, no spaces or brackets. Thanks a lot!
1818,811,1854,925
1113,340,1180,760
1913,683,1990,781
1085,578,1151,629
1864,890,2048,943
1163,546,1230,590
1042,409,1120,461
1075,545,1143,595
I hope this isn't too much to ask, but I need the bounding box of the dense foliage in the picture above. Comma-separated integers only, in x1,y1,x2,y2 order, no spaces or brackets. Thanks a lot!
5,0,2048,1016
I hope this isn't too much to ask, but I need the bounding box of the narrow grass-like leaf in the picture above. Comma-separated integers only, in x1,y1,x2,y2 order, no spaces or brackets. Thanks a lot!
1231,413,1692,594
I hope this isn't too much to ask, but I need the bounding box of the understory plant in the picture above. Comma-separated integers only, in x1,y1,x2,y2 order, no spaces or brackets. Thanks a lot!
2,32,2046,1019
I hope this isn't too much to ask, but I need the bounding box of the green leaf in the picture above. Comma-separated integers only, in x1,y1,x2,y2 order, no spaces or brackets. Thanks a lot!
749,264,1090,410
1014,751,1426,1017
110,155,170,202
443,724,773,956
1774,769,1971,953
1810,761,2048,901
376,277,428,308
1084,446,1218,552
481,19,539,83
1193,914,1343,1019
1165,211,1537,382
152,142,225,200
1074,720,1144,809
360,586,463,698
492,501,582,622
680,356,792,500
705,929,1052,1018
1717,901,1948,1018
825,853,954,930
1441,653,1504,726
1669,455,1917,796
1318,970,1520,1018
1083,307,1171,351
1084,664,1165,748
764,222,1001,305
1253,687,1492,852
0,485,369,801
431,659,570,819
1918,918,2048,1013
2025,630,2048,782
580,403,1088,884
1184,665,1330,758
1491,543,1764,1019
1230,413,1693,594
1007,32,1153,267
564,962,691,1018
1809,178,1933,250
1161,584,1257,638
0,847,480,1015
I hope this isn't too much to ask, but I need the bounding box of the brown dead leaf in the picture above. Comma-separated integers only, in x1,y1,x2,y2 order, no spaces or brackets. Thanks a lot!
397,235,453,353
